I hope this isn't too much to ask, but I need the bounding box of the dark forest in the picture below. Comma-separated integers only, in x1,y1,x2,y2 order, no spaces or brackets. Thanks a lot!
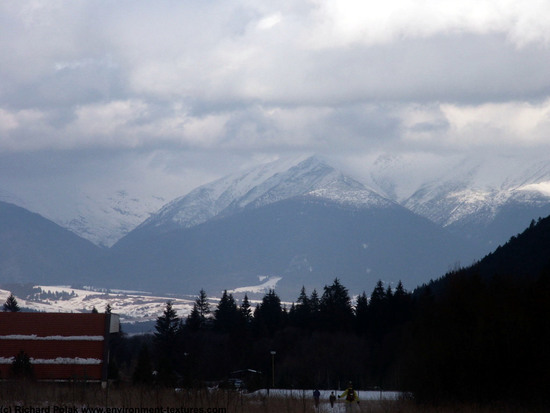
109,216,550,405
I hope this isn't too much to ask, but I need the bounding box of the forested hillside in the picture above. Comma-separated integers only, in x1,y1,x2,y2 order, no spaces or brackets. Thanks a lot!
108,213,550,405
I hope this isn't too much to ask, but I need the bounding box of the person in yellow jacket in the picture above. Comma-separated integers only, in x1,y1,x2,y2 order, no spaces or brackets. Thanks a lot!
338,382,360,411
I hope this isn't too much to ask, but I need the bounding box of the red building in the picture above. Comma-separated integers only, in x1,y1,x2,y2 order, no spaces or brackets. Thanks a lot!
0,312,119,382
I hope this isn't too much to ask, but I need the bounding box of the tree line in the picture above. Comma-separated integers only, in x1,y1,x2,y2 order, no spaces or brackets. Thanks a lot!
108,263,549,406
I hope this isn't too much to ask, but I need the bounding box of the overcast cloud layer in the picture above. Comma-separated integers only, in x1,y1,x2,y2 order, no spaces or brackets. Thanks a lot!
2,0,550,209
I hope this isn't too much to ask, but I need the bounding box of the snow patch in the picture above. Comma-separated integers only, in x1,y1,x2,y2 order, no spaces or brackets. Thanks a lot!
517,181,550,196
0,357,101,365
228,276,282,294
0,335,104,341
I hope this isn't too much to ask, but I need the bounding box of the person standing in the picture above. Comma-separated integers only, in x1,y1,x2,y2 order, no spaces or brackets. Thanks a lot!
313,389,321,408
329,391,336,408
338,382,360,412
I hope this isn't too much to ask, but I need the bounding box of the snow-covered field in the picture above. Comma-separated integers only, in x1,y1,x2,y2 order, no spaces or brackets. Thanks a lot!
0,280,289,332
0,285,196,326
246,389,402,412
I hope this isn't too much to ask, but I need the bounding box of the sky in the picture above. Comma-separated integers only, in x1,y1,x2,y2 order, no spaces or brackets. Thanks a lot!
2,0,550,211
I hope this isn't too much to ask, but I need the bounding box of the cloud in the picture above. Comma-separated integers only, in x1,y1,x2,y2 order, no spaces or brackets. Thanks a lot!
309,0,550,48
2,0,550,202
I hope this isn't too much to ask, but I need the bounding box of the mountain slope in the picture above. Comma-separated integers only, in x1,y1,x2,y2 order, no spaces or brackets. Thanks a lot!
365,154,550,252
110,157,481,298
0,201,103,285
469,215,550,279
106,196,479,299
116,156,391,248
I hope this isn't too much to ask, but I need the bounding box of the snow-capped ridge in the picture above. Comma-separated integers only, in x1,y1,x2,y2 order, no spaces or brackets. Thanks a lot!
137,155,390,233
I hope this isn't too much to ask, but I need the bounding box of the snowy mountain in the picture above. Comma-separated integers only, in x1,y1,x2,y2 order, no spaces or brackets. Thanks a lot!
0,187,167,248
109,156,479,298
3,153,550,301
363,154,550,253
123,155,392,243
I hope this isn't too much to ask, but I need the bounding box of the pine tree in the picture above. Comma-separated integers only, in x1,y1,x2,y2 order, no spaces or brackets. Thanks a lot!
155,301,181,344
186,303,202,331
355,291,369,334
11,350,33,379
367,280,389,341
309,289,320,313
240,294,252,325
195,289,211,319
319,278,353,331
370,280,386,305
253,289,284,334
214,290,239,332
3,293,20,312
154,301,182,385
290,286,312,328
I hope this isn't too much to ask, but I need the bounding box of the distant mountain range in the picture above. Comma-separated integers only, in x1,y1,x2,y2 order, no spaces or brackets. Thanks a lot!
2,155,550,300
364,154,550,251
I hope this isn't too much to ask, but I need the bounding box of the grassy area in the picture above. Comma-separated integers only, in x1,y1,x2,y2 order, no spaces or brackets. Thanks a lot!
0,382,547,413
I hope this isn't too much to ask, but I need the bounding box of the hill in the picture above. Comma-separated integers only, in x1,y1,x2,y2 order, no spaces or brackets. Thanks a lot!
0,201,103,286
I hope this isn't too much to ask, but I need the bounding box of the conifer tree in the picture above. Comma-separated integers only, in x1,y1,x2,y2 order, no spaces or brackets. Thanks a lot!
240,294,252,325
195,289,211,319
155,301,181,344
214,290,239,332
319,278,353,331
11,350,33,379
291,286,312,328
3,293,20,312
253,289,284,334
355,291,369,334
154,301,182,385
309,289,320,312
186,303,202,331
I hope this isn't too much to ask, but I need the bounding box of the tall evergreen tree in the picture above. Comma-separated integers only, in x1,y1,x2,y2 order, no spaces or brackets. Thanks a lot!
367,280,390,341
370,280,386,305
240,294,252,325
186,304,202,331
3,293,20,312
253,289,284,334
155,301,181,344
309,289,320,313
214,290,239,333
195,289,211,319
154,301,182,385
355,291,369,334
319,278,354,331
11,350,33,379
290,286,312,328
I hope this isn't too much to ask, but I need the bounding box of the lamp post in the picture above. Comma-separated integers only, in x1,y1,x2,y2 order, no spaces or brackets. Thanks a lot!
183,352,189,388
270,351,276,388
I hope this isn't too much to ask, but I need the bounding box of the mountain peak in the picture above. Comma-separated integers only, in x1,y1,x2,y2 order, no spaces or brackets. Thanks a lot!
131,155,390,236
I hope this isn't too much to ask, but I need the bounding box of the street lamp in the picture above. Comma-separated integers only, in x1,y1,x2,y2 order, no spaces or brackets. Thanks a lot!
270,351,276,388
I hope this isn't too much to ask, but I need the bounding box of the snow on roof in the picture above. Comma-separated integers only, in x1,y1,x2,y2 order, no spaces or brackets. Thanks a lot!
0,335,104,341
0,357,102,365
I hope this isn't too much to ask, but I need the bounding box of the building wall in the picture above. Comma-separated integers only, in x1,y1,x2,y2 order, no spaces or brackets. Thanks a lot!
0,312,116,381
